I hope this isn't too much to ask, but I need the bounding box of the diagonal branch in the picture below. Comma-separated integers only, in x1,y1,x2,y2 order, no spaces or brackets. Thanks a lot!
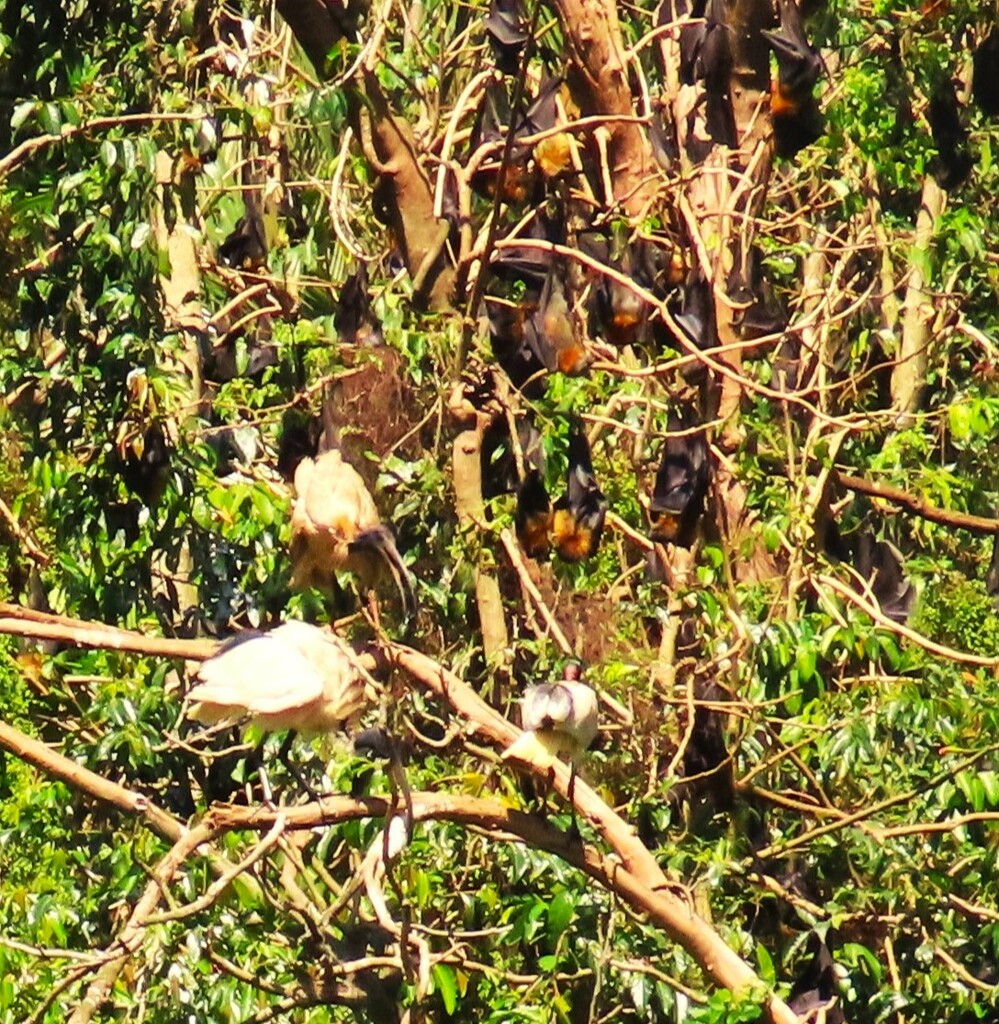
1,611,796,1017
382,642,798,1022
0,718,186,845
0,602,216,660
834,470,999,535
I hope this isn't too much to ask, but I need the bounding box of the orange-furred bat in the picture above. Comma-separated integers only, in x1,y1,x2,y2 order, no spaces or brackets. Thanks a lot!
649,423,710,548
672,0,707,86
489,203,563,283
520,77,568,181
120,423,171,507
525,262,590,375
485,295,547,396
277,413,322,482
787,935,846,1024
552,425,607,562
582,233,651,348
516,469,554,559
218,212,267,270
727,246,788,340
290,449,415,618
485,414,545,498
601,273,646,347
470,77,564,203
470,82,534,203
761,0,825,158
674,275,711,347
674,0,728,91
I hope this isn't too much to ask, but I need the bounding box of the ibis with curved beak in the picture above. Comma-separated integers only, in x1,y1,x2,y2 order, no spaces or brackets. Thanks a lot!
290,449,415,620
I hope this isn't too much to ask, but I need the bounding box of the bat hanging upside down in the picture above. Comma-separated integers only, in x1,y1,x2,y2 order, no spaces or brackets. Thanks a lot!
290,449,416,618
551,424,608,562
515,424,607,563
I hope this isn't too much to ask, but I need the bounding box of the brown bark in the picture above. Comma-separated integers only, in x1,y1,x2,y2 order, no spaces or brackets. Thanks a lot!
67,823,216,1024
0,609,796,1020
452,425,509,662
210,791,795,1019
659,0,781,576
275,0,368,78
385,643,797,1021
275,0,455,309
0,718,186,844
356,73,456,309
151,151,204,623
549,0,659,217
892,176,945,418
0,602,217,659
835,470,999,535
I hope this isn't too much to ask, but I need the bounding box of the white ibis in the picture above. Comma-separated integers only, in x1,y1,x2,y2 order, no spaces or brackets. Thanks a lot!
185,620,368,799
289,449,415,618
502,664,599,830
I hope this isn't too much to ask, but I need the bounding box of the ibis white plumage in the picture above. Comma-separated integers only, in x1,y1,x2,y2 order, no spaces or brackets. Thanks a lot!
185,620,367,737
502,680,599,770
502,665,599,827
289,449,415,618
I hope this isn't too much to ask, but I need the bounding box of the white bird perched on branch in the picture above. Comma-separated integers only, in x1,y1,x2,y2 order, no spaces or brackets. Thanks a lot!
502,663,599,825
185,620,368,737
289,448,415,620
185,621,370,801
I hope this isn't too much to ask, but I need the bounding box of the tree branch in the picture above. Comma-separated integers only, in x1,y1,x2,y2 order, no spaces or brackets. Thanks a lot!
0,602,216,660
211,792,795,1020
892,176,945,417
452,423,510,664
834,470,999,535
67,821,217,1024
548,0,659,217
0,612,795,1016
382,643,798,1022
0,718,185,845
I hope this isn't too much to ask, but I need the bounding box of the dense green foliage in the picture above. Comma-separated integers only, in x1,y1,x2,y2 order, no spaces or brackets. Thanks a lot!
1,0,999,1021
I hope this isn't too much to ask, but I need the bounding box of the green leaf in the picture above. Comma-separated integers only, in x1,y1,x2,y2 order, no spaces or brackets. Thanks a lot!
40,101,62,133
432,962,458,1014
546,889,575,939
795,644,817,682
130,223,151,250
11,100,36,131
755,942,775,983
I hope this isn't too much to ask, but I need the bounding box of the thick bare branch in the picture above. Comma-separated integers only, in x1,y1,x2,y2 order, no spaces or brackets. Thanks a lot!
0,602,216,660
548,0,659,216
892,176,945,417
0,718,185,844
452,423,510,663
383,643,798,1022
835,469,999,535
